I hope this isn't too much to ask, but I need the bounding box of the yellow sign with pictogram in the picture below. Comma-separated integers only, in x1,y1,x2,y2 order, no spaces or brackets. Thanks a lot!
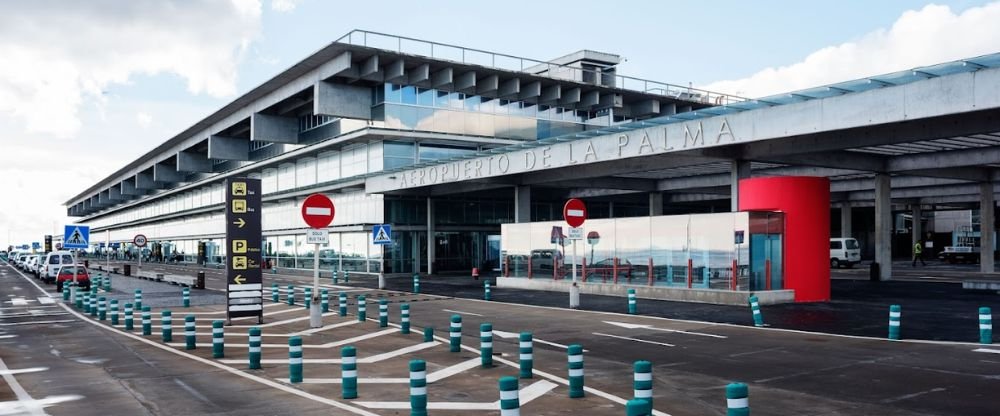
232,239,247,254
232,256,248,270
232,182,247,196
232,199,247,213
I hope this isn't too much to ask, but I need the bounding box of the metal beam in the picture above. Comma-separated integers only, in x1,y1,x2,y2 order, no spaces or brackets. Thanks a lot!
477,74,498,95
314,81,372,120
541,177,658,192
888,146,1000,172
757,151,885,172
454,71,476,93
251,113,299,144
120,178,143,196
177,151,213,173
208,135,249,161
498,78,520,98
830,176,968,193
431,67,453,89
384,59,405,83
153,162,185,183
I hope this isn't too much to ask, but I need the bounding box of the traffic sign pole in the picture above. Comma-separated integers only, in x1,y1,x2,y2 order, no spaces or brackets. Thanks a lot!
563,199,587,309
301,194,336,329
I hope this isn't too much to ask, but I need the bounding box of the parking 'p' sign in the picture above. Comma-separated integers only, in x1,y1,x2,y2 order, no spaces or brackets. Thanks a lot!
563,198,587,228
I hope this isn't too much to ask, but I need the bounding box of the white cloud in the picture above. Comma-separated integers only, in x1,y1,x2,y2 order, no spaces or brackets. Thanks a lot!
701,2,1000,98
136,112,153,129
0,0,263,138
271,0,300,12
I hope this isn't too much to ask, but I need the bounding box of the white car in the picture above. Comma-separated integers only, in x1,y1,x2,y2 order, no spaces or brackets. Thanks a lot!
41,251,75,284
830,238,862,268
16,254,31,270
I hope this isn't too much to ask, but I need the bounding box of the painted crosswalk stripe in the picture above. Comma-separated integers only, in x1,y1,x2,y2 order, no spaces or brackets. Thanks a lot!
353,380,557,410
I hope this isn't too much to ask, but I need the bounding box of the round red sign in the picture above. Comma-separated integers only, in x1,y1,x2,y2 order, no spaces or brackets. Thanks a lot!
563,198,587,228
587,231,600,245
301,193,336,229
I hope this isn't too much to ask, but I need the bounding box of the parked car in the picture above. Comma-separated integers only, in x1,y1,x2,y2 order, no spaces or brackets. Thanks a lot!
42,251,75,284
29,256,46,278
830,238,861,268
55,265,90,292
18,254,34,271
585,258,633,281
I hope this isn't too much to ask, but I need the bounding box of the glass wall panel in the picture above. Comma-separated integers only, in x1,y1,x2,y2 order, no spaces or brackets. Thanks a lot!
296,157,316,187
614,217,651,284
341,233,368,272
317,151,340,183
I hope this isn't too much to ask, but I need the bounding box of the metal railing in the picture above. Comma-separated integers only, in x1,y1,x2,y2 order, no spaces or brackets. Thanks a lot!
334,30,746,106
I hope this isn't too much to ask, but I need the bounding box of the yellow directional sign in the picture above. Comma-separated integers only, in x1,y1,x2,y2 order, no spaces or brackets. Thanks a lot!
233,256,247,270
231,182,247,196
232,199,247,213
232,218,246,228
232,239,247,254
233,274,246,284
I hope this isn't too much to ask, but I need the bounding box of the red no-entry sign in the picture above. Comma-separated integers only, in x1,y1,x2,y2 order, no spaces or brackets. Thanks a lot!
301,194,335,229
563,198,587,228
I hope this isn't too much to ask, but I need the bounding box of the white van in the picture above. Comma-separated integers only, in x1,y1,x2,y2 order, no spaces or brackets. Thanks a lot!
830,238,861,268
42,251,76,284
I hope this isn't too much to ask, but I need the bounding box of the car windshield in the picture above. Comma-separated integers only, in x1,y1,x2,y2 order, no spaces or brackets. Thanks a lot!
846,240,860,249
60,267,85,275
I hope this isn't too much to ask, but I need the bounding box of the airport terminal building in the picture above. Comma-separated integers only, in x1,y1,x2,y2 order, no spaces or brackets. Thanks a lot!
65,30,1000,302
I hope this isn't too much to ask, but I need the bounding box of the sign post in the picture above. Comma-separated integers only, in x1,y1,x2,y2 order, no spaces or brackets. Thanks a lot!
134,234,148,271
563,199,587,309
63,224,90,303
372,224,392,289
301,193,336,329
226,178,264,325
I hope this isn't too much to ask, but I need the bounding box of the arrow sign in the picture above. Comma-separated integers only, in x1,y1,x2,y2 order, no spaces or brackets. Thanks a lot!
232,218,246,228
233,275,246,284
603,321,727,339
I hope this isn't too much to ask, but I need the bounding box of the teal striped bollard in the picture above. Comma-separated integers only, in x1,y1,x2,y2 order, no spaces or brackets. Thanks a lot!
499,376,520,416
75,291,84,309
110,299,119,325
726,382,749,416
888,304,901,340
286,285,295,306
626,398,652,416
321,289,329,313
184,315,196,350
413,273,420,294
357,295,366,322
134,289,142,311
161,310,173,342
331,268,338,284
409,360,427,416
271,283,279,303
981,307,993,344
124,303,134,331
341,346,357,399
567,344,584,398
98,297,107,321
103,275,111,291
212,320,225,358
344,271,349,283
289,336,303,383
423,327,434,342
480,323,493,368
338,292,348,316
141,306,151,335
633,360,652,407
379,299,388,328
182,287,190,308
519,332,533,379
93,276,102,292
248,328,262,369
401,303,410,334
62,283,70,301
749,295,764,327
484,280,491,301
89,294,97,317
627,289,637,314
449,314,462,352
304,287,312,310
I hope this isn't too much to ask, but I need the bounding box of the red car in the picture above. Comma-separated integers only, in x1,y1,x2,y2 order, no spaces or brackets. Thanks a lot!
55,265,91,292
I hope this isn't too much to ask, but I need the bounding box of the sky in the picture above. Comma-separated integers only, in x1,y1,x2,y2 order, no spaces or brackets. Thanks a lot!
2,0,1000,248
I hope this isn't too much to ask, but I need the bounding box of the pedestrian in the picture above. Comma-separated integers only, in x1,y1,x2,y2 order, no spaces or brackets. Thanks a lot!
912,240,926,267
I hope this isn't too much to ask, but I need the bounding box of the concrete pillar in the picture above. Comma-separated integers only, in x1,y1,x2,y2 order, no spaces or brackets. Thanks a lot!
649,192,663,216
731,160,752,212
514,186,531,223
981,182,995,273
875,174,892,281
427,198,435,275
609,201,615,218
840,204,853,238
911,205,922,251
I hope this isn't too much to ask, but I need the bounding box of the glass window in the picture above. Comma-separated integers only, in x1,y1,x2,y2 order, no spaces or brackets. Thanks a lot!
464,95,481,112
435,90,450,108
384,141,415,170
417,88,434,106
401,86,417,104
846,239,859,249
830,241,842,249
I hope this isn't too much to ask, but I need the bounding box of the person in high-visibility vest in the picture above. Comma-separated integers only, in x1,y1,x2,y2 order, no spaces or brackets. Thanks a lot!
912,240,926,267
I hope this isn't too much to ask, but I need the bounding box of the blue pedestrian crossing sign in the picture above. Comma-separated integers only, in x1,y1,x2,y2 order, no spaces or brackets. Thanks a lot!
31,242,40,250
63,225,90,249
372,224,392,245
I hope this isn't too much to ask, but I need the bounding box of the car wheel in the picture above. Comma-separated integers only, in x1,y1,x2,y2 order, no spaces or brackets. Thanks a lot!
830,258,840,268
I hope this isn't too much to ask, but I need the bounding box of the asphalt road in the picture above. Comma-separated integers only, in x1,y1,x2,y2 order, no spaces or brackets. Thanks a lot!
5,260,998,415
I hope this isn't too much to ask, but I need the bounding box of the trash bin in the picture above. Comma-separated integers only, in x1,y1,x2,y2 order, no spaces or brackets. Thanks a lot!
123,264,131,277
869,261,880,282
197,271,205,290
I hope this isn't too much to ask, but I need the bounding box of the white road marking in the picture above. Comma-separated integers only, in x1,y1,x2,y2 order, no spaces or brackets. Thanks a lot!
0,395,84,415
0,367,47,376
494,329,588,352
442,309,483,317
604,321,727,339
593,332,675,347
218,339,434,364
0,335,17,339
282,357,481,385
427,357,482,383
0,312,70,319
0,357,45,416
354,380,558,410
0,320,77,326
972,348,1000,354
36,298,55,305
357,341,438,364
291,320,360,336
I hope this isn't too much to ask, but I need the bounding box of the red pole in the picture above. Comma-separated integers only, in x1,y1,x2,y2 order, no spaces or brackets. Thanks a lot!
613,257,619,284
687,258,693,288
648,257,654,286
527,257,532,279
582,256,587,283
765,259,772,290
504,256,510,278
731,259,738,291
